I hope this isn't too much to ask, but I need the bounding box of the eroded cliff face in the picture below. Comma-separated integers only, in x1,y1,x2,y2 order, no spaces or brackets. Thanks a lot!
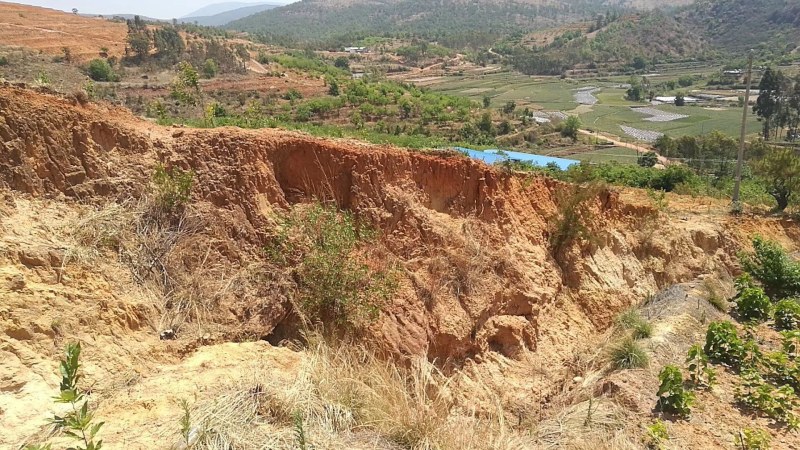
1,84,798,446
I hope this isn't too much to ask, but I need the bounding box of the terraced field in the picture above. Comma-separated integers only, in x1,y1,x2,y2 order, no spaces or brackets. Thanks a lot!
428,70,763,143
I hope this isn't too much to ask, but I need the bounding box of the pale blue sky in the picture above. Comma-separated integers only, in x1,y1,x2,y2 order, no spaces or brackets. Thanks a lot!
13,0,295,20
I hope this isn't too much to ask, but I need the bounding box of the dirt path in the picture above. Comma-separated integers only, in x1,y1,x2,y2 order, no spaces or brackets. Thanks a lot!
578,129,668,164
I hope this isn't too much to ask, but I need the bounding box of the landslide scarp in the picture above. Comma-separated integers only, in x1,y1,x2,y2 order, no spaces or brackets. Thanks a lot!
2,84,799,447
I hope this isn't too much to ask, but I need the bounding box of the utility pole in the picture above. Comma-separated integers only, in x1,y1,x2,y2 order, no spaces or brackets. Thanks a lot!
732,50,754,206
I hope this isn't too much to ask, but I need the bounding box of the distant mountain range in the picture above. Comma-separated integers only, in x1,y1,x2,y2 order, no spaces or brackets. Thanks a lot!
180,3,280,27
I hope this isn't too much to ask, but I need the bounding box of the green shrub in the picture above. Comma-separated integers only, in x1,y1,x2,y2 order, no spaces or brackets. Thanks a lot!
736,286,772,322
704,321,746,367
774,299,800,330
609,337,649,370
86,58,116,82
686,344,716,389
0,55,8,66
740,236,800,299
655,365,695,418
760,351,800,391
268,203,395,330
735,428,771,450
152,165,194,211
736,370,800,430
645,419,669,449
615,309,652,339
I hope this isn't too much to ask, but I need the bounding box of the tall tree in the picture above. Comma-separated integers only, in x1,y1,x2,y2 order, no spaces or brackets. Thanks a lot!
753,67,782,140
753,147,800,211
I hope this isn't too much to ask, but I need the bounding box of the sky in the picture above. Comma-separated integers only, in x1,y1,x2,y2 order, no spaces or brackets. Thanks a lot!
13,0,295,20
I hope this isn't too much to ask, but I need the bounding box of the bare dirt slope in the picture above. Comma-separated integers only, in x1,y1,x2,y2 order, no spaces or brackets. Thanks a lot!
1,83,799,448
0,2,127,61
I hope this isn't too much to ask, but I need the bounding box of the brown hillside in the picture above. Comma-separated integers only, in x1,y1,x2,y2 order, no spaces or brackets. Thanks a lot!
0,2,127,61
2,84,800,448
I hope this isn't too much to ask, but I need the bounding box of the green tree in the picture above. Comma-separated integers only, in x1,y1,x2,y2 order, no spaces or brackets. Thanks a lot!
502,100,516,115
152,26,184,61
674,93,685,107
753,147,800,211
170,62,201,106
202,59,219,78
334,56,350,70
125,16,150,59
638,151,658,168
482,95,491,108
754,67,783,140
561,115,581,141
86,59,116,82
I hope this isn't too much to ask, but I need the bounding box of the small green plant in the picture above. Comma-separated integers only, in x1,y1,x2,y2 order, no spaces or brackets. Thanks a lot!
293,411,309,450
171,61,201,106
34,71,51,86
152,164,194,211
656,365,695,418
645,419,669,449
179,399,192,447
704,321,746,367
202,58,219,78
615,309,653,339
760,351,800,391
782,330,800,357
0,55,9,66
609,337,649,370
38,343,104,450
736,285,772,323
774,299,800,331
686,344,716,389
736,369,800,430
735,428,771,450
740,236,800,300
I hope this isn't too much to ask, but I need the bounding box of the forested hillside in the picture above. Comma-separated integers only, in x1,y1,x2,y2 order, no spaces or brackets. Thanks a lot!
682,0,800,62
228,0,686,48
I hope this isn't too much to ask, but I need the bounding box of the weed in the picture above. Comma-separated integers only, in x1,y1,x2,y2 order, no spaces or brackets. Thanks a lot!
740,236,800,300
647,188,668,212
267,203,395,331
609,337,649,370
548,181,605,268
645,419,669,449
179,399,192,447
34,71,50,86
735,428,771,450
293,411,310,450
774,299,800,331
655,365,694,418
735,286,772,323
152,164,194,212
704,321,746,367
615,309,653,339
686,344,717,389
28,343,104,450
736,370,800,430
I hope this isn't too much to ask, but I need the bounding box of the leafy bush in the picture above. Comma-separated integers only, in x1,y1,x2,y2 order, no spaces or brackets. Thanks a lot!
548,182,604,262
704,321,746,367
268,203,395,330
202,58,219,78
774,299,800,330
686,344,716,389
736,370,800,430
782,330,800,357
615,309,652,339
655,365,695,418
735,428,771,450
740,236,800,299
152,165,194,211
86,58,117,82
0,55,8,66
735,286,772,323
760,351,800,391
609,337,649,370
170,62,201,106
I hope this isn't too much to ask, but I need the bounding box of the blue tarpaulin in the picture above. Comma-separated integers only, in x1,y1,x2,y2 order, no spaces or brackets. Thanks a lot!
454,147,579,170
